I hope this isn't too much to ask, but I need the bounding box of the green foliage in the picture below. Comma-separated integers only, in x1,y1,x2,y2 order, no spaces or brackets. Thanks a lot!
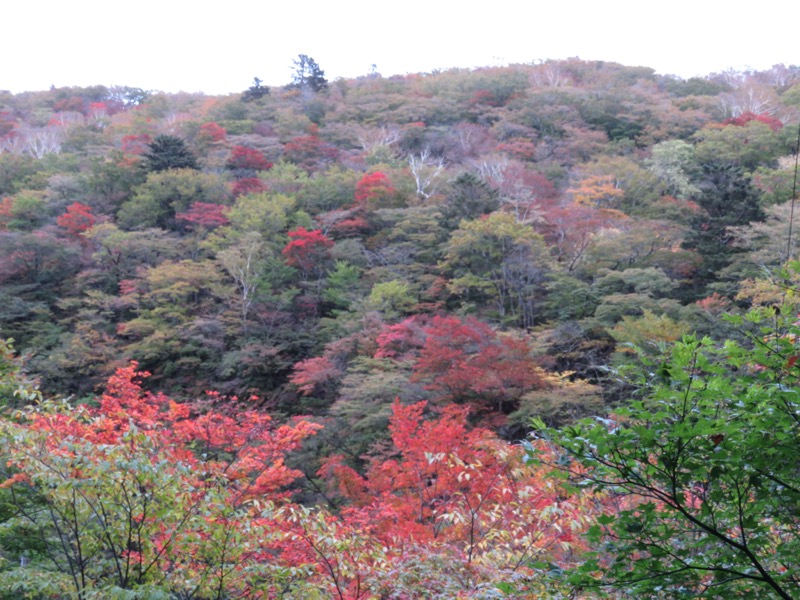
0,338,39,410
536,297,800,599
594,267,676,297
693,121,791,171
117,168,230,230
0,153,45,196
543,274,599,321
443,212,552,327
323,261,362,310
752,160,798,206
141,134,198,173
661,76,731,97
439,172,500,230
609,309,689,354
510,375,603,429
367,279,417,317
241,76,270,102
647,139,701,199
682,161,766,293
4,190,49,231
295,166,359,213
288,55,328,93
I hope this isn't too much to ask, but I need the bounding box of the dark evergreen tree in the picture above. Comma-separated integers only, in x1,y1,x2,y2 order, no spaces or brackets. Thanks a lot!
241,77,270,102
288,55,327,93
439,172,500,231
682,161,765,295
142,135,198,173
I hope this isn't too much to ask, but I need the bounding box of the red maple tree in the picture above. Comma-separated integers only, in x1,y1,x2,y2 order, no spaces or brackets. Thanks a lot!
227,145,273,172
175,202,230,229
56,202,96,238
353,171,395,208
282,227,334,272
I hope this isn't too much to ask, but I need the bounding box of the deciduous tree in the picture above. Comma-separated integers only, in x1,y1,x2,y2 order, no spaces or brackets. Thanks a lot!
56,202,95,238
0,363,321,598
538,298,800,599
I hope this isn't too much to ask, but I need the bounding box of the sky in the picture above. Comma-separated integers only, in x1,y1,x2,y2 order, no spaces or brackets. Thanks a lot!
5,1,799,95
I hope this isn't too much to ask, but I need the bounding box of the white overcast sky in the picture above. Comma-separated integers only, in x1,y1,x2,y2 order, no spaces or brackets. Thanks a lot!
4,1,798,95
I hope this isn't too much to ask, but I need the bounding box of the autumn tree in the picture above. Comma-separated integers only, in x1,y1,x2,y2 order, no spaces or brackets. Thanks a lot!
0,363,321,598
283,135,339,172
409,315,544,415
56,202,95,238
539,202,624,272
568,175,625,209
321,400,597,594
175,201,230,230
282,226,334,281
226,145,273,173
117,168,230,230
353,171,396,210
195,121,227,146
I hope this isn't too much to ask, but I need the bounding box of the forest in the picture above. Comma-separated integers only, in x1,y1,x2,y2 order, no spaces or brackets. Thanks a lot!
1,57,800,598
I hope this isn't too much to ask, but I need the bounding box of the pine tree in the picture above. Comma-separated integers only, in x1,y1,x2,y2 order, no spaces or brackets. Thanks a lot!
142,135,198,173
288,55,327,93
241,77,270,102
682,161,765,294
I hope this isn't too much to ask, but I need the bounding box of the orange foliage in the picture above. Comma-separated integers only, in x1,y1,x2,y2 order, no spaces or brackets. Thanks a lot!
0,197,12,230
568,174,625,207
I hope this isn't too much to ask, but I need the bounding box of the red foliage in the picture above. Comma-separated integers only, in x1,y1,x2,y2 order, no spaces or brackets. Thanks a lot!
121,133,152,155
52,96,87,114
495,137,538,161
283,135,339,171
23,362,321,499
539,202,625,271
469,89,501,107
3,362,599,595
412,315,544,411
56,202,96,238
374,316,428,361
290,356,342,396
722,111,783,131
375,314,544,415
483,163,558,215
353,171,395,208
321,400,595,566
695,292,732,316
0,111,16,138
197,121,227,143
88,102,109,119
227,145,273,172
282,227,334,271
175,202,230,229
231,177,268,197
327,216,371,238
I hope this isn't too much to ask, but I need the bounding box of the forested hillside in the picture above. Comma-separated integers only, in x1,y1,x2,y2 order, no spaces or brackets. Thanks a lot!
2,58,800,598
